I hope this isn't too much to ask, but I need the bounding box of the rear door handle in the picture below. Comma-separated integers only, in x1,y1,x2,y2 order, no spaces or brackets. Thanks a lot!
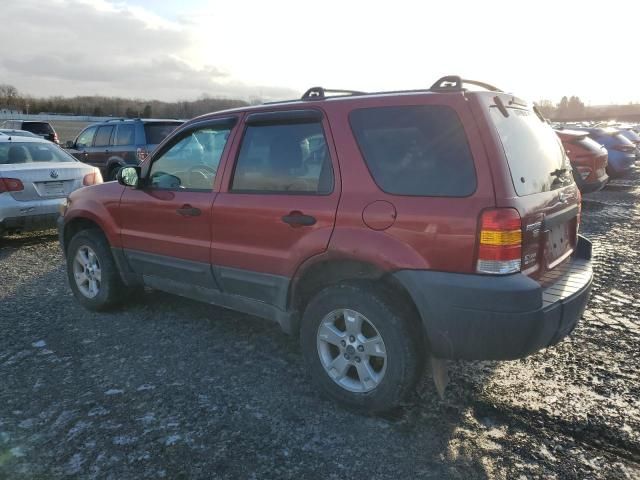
282,212,316,226
176,204,201,216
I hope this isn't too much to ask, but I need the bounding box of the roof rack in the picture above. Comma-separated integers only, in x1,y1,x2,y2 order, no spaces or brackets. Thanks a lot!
429,75,503,93
301,87,366,101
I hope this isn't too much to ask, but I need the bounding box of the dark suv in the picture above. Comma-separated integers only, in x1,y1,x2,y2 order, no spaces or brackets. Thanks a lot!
1,120,59,144
58,77,593,412
66,118,183,180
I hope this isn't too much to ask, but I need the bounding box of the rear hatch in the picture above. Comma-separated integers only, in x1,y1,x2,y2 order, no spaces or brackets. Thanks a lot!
485,96,580,283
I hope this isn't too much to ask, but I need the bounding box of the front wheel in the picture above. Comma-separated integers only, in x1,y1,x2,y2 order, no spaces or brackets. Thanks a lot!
300,283,424,413
66,229,125,311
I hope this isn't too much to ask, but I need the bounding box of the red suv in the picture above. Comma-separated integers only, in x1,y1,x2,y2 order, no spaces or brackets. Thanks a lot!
58,76,593,412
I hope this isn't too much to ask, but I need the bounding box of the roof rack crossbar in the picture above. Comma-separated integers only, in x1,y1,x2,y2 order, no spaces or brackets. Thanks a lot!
301,87,367,101
430,75,503,93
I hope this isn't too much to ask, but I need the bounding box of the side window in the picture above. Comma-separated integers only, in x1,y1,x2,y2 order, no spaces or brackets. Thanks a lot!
231,122,333,194
148,125,231,190
114,124,136,146
76,126,97,148
94,126,114,147
349,106,477,197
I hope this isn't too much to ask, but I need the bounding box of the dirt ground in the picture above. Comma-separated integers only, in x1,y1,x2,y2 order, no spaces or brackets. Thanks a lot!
0,172,638,479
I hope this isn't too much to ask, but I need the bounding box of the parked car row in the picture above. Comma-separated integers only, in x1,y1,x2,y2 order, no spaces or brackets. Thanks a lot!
554,122,639,192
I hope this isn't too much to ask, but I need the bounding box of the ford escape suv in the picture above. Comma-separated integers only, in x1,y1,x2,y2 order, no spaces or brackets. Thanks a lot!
58,76,593,412
66,118,183,180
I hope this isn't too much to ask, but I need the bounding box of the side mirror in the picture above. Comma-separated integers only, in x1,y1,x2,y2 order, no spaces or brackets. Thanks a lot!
65,140,74,148
117,166,141,188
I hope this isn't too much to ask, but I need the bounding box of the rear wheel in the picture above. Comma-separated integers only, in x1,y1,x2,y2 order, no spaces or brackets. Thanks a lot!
300,283,424,413
66,229,126,311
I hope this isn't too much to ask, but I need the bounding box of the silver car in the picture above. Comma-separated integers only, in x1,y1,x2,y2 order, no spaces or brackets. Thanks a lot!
0,136,102,236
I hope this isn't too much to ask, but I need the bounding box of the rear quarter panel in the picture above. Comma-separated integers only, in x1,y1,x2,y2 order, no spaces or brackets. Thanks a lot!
324,93,496,273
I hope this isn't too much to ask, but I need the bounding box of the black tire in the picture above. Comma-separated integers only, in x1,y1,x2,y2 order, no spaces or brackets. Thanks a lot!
300,282,424,413
66,229,126,311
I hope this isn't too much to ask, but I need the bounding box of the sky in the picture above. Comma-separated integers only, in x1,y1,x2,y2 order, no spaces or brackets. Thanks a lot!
1,0,639,105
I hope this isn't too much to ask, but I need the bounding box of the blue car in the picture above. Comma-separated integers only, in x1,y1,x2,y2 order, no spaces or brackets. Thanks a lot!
567,127,636,177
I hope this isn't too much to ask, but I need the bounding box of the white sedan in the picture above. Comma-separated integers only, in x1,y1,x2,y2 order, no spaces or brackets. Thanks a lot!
0,135,102,236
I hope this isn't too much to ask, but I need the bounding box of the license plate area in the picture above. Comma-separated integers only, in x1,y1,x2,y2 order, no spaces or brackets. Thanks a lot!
546,222,574,269
39,181,65,196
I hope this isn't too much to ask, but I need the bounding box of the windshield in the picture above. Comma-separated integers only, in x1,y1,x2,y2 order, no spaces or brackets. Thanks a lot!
490,107,573,196
0,142,77,164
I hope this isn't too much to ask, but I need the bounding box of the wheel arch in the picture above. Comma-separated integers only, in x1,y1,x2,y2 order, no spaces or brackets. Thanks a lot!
288,256,425,344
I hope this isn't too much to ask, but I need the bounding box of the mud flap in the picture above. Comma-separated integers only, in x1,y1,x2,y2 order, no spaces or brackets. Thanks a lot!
430,356,449,398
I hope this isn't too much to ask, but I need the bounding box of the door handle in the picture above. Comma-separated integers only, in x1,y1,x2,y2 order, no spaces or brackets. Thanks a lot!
176,204,201,216
282,212,316,227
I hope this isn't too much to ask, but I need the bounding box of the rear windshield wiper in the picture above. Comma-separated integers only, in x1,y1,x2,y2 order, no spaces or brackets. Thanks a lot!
550,168,567,178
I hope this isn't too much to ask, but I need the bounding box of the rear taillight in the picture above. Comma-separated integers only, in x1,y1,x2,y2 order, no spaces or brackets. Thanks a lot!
83,170,103,186
476,208,522,275
136,147,148,162
53,132,59,143
0,178,24,193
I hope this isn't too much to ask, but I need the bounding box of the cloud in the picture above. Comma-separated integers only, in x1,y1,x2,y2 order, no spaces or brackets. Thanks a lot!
0,0,296,101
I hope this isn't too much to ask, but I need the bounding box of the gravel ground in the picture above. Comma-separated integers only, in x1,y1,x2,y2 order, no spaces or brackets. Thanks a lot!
1,173,639,479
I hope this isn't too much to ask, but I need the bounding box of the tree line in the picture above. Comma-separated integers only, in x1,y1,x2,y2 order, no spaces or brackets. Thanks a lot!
0,84,251,119
536,95,640,122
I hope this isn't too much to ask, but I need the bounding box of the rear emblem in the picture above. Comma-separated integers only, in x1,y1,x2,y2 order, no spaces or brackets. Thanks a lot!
50,170,59,179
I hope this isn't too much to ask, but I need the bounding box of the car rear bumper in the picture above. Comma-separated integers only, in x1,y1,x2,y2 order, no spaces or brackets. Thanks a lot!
393,235,593,361
576,173,609,194
0,196,64,234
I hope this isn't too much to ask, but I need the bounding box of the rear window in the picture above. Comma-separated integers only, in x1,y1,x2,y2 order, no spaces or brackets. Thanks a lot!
22,122,53,135
0,142,76,164
144,123,181,145
349,106,477,196
490,108,572,196
572,136,604,154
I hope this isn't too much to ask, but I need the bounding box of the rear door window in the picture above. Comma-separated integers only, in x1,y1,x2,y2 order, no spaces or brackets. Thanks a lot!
94,126,114,147
349,105,477,196
490,108,572,196
114,124,136,146
231,121,333,194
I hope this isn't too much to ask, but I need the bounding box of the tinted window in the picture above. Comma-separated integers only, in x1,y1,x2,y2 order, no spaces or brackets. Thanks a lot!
0,142,76,164
114,124,136,146
350,106,476,196
76,126,97,148
144,122,181,145
22,122,53,134
94,126,114,147
231,122,333,194
490,108,572,196
149,125,231,190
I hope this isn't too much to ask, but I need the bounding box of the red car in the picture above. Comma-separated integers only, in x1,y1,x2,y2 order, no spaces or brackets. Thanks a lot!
556,129,609,193
58,76,593,412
